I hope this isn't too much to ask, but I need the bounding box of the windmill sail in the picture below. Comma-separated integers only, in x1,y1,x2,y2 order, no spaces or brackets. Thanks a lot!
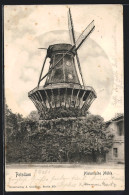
75,20,95,51
68,8,85,86
68,8,75,45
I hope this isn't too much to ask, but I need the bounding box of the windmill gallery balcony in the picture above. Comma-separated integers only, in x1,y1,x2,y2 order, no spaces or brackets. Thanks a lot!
28,82,96,112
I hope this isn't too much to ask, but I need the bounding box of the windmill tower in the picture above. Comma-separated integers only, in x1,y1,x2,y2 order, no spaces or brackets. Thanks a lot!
28,8,97,119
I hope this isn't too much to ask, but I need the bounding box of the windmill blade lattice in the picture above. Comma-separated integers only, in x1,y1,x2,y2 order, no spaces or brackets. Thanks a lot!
68,8,76,45
75,20,95,51
68,8,85,86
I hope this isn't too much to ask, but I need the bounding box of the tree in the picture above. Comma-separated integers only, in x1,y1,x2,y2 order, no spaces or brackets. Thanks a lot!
5,104,39,162
5,104,23,139
38,115,114,163
28,110,39,121
72,115,114,162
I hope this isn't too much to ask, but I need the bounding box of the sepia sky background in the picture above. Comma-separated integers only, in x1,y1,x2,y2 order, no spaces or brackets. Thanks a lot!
4,5,123,121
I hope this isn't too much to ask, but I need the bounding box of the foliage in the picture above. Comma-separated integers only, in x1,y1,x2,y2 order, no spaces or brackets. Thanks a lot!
28,110,39,121
42,106,89,120
5,104,114,163
5,104,23,140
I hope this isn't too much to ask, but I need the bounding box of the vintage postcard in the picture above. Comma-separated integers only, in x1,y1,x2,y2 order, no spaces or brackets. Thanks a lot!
4,4,124,191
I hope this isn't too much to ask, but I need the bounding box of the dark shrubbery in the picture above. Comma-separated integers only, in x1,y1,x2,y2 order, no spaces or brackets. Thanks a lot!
40,106,88,120
5,104,114,163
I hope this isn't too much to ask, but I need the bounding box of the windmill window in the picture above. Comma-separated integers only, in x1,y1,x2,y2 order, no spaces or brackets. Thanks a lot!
113,148,118,158
66,61,71,66
117,121,123,136
68,74,73,79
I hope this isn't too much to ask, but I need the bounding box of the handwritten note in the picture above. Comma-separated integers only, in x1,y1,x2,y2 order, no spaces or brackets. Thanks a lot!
5,164,124,191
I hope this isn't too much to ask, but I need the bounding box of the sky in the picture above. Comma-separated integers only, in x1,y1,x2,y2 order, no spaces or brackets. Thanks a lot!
4,5,124,121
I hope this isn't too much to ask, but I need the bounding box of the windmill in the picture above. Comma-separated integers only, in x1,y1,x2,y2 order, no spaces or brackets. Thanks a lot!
28,8,97,119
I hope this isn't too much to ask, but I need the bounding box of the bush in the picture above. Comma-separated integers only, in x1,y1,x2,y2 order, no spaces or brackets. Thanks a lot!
5,104,114,163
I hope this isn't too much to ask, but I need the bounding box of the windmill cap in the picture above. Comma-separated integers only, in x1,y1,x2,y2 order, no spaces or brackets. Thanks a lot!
47,43,76,58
